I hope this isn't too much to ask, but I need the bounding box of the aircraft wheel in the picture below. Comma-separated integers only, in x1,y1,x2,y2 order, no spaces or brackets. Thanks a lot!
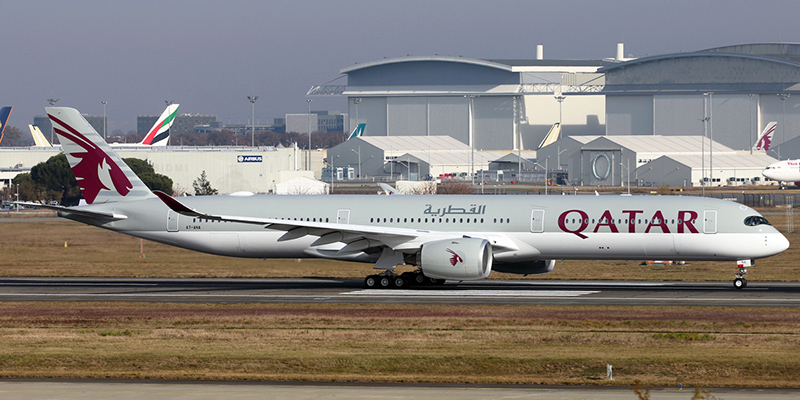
413,272,427,285
364,275,378,288
733,277,747,289
427,277,445,285
392,276,407,289
378,276,392,288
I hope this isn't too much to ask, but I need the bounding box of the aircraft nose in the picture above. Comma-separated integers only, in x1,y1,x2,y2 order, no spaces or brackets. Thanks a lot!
767,232,791,256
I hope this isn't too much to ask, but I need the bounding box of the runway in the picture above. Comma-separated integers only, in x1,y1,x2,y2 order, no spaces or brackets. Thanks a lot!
0,277,799,307
0,380,798,400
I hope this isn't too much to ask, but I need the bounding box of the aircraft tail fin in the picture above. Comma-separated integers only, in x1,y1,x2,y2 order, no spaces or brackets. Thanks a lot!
29,125,52,147
139,103,179,146
348,123,366,140
755,121,777,151
47,107,156,204
0,106,12,145
538,122,561,149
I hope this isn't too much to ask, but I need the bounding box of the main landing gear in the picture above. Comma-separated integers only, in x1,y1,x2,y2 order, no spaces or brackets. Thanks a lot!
733,259,752,289
363,270,446,289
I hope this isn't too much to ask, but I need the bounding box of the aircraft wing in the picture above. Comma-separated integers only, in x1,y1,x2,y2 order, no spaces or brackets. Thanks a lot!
153,191,518,253
12,202,128,221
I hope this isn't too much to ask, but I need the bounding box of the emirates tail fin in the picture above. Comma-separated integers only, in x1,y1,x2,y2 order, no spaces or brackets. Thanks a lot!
139,103,179,146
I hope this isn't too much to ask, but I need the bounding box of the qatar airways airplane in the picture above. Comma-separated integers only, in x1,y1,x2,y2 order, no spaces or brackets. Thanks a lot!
20,107,790,290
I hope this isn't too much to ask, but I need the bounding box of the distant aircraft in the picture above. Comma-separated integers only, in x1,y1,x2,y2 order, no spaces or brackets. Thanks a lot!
754,121,777,152
348,123,366,140
537,122,561,149
0,106,12,145
20,107,790,290
112,103,179,146
28,125,53,147
762,159,800,188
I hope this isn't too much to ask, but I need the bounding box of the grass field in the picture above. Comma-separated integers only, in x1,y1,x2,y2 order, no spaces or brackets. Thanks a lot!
0,302,798,387
0,210,798,389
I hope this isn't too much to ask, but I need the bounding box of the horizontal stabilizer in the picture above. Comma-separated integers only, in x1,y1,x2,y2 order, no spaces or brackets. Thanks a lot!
12,201,127,221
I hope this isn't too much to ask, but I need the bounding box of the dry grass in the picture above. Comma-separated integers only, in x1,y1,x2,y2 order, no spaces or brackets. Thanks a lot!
0,302,797,387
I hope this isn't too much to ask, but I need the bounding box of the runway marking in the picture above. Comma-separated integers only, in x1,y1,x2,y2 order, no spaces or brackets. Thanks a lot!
342,290,600,297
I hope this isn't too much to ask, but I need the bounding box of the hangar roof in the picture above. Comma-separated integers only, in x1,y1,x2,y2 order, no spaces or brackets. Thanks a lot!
582,135,737,154
358,135,471,152
652,153,777,169
342,55,605,75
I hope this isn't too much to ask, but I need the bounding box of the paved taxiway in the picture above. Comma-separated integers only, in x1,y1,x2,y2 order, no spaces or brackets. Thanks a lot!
1,380,799,399
0,278,798,307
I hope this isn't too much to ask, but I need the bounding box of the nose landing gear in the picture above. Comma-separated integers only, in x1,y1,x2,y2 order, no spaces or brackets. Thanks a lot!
733,259,752,289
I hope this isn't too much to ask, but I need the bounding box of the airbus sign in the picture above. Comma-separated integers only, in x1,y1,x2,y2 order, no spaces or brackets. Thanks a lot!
237,155,262,163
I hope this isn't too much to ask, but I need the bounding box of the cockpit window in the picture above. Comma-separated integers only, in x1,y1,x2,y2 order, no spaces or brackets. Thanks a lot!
744,216,771,226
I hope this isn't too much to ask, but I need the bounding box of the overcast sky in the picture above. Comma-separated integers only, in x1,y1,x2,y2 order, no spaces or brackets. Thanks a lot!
3,0,800,133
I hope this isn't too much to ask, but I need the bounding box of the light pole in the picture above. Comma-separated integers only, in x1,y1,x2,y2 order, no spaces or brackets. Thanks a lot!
555,93,565,133
351,147,362,179
779,93,791,159
534,159,548,195
47,98,58,144
248,95,258,147
307,99,313,170
101,101,107,140
352,98,361,133
465,95,476,184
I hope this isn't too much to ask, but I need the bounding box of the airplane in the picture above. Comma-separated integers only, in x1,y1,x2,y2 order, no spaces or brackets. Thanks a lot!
19,107,790,290
0,106,12,145
348,123,366,140
111,103,179,146
28,125,53,147
762,159,800,187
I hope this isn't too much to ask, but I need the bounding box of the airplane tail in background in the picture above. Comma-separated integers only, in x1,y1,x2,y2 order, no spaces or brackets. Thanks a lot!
47,107,156,204
755,121,777,151
29,125,53,147
348,123,366,140
139,103,179,146
0,106,12,145
538,122,561,149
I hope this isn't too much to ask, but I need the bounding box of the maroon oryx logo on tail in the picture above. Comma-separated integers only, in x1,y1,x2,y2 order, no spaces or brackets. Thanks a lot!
446,248,463,266
49,113,132,204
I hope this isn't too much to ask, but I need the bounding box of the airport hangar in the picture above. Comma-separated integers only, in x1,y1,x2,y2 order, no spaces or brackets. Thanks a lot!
0,146,327,195
312,43,800,186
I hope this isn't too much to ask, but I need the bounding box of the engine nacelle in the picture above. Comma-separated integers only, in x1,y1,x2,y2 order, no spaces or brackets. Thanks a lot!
420,238,492,281
492,260,556,275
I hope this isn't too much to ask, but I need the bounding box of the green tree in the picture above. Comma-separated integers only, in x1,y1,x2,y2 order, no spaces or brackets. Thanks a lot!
192,170,218,195
123,158,174,195
30,154,81,205
12,173,48,203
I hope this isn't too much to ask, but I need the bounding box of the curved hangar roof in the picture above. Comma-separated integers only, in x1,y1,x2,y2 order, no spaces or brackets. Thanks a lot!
599,43,800,94
341,55,604,87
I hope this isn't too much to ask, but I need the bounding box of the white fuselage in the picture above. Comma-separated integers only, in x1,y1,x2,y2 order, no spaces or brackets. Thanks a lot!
71,194,789,266
763,159,800,184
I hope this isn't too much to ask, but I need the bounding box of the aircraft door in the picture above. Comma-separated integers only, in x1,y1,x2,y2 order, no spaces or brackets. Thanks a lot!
531,210,545,233
337,209,350,224
703,210,717,234
167,210,179,232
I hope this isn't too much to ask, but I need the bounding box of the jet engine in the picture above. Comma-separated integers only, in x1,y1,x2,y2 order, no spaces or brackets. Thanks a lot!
492,260,556,275
419,238,492,281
